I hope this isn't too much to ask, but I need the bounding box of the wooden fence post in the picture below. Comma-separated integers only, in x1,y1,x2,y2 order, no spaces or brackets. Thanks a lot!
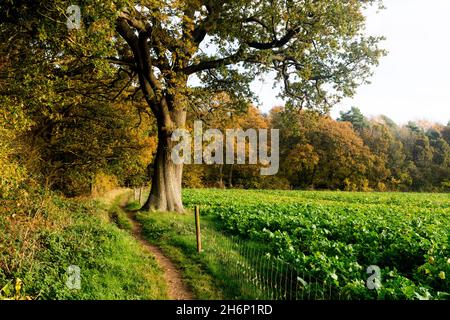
195,206,202,253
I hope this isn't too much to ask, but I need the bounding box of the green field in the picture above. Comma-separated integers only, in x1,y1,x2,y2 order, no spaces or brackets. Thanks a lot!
177,189,449,299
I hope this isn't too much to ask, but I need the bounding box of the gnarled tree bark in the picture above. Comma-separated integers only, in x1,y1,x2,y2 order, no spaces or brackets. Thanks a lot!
142,108,186,212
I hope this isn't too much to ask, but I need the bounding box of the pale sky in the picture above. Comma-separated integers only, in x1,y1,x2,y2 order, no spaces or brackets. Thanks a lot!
253,0,450,125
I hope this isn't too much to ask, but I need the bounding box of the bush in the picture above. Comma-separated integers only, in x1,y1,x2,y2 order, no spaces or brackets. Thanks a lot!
91,172,119,197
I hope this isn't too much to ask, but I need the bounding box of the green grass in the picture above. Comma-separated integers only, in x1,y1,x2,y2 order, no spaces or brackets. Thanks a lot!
0,194,167,300
126,200,142,212
109,203,133,231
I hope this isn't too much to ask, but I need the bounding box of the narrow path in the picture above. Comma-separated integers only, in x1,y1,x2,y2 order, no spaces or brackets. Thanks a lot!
125,210,194,300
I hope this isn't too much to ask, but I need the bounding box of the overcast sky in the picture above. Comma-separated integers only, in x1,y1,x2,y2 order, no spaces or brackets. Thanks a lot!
253,0,450,125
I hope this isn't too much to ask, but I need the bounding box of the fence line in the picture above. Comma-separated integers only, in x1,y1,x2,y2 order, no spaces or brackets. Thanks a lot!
199,224,349,300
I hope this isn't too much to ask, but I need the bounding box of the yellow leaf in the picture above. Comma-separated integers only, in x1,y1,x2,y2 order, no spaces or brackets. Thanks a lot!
15,279,22,295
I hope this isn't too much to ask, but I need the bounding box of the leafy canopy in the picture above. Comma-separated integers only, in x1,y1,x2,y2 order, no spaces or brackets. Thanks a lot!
1,0,385,117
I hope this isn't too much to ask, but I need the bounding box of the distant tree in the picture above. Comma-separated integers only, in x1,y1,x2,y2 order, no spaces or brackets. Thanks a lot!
183,104,270,189
406,121,422,134
338,107,369,132
441,123,450,145
401,127,436,190
378,115,398,130
426,129,450,189
360,120,410,190
273,108,385,190
271,108,320,188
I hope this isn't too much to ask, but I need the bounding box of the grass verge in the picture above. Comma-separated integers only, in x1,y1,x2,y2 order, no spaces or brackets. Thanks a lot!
0,194,167,300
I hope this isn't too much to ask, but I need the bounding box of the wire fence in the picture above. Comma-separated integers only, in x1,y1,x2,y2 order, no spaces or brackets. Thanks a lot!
200,226,350,301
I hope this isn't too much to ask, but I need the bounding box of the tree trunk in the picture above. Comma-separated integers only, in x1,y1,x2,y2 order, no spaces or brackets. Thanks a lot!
142,85,187,213
228,164,233,188
143,127,184,212
218,165,224,188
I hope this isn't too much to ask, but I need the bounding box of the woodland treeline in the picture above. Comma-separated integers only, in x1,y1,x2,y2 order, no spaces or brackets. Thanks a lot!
2,93,449,200
179,106,450,192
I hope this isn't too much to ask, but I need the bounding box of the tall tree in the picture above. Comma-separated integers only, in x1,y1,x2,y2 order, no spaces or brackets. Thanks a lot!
1,0,384,212
441,122,450,145
273,108,385,190
338,106,369,132
359,119,409,189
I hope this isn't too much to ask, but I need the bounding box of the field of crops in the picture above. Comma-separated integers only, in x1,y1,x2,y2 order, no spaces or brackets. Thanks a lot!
183,189,450,299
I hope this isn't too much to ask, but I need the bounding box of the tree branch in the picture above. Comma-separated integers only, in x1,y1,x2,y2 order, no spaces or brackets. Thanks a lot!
182,48,246,75
247,27,301,50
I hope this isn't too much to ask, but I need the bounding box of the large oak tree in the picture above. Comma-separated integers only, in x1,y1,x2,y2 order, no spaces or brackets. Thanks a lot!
1,0,384,212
